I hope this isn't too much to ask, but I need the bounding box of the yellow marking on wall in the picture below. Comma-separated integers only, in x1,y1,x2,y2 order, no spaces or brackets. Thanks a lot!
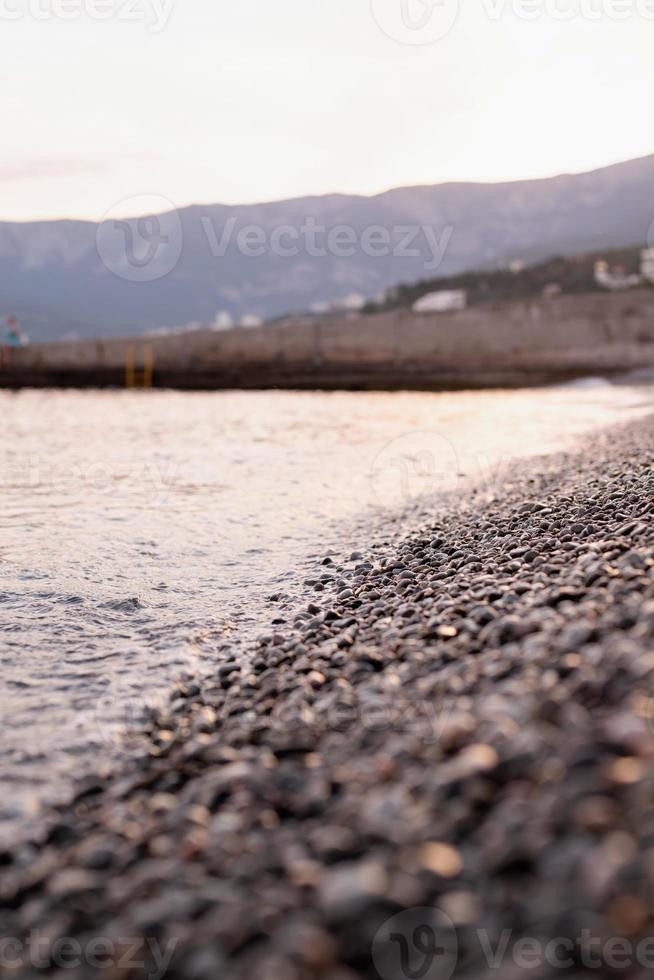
125,345,154,388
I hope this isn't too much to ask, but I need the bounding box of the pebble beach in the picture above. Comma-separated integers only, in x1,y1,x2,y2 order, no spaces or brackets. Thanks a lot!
2,412,654,980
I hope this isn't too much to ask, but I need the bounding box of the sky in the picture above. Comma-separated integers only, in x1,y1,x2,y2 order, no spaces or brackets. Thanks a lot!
1,0,653,222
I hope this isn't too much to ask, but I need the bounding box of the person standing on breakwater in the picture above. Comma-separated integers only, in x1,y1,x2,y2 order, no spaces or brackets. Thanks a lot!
0,316,25,367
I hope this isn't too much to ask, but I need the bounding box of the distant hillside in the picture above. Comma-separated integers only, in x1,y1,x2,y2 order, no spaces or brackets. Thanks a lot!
1,154,654,341
362,245,649,314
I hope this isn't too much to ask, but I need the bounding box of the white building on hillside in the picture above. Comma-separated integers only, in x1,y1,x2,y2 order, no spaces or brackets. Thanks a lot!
594,261,641,291
241,314,264,329
641,249,654,285
211,310,235,331
412,289,467,314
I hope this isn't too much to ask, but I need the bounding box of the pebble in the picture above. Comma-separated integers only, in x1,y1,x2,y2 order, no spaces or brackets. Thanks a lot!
419,842,464,878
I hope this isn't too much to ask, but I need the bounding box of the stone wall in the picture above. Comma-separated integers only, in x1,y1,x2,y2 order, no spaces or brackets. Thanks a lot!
3,291,654,389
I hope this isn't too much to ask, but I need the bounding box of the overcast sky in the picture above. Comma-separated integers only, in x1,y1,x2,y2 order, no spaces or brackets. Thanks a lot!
2,0,653,221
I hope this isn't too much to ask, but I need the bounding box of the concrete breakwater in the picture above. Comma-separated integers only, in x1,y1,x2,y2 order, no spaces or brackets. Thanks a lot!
4,291,654,390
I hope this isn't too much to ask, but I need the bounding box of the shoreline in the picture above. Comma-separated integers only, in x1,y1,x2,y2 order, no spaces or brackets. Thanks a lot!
0,365,632,392
2,415,654,978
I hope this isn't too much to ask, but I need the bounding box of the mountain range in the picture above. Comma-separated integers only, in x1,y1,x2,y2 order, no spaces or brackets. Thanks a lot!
1,154,653,341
